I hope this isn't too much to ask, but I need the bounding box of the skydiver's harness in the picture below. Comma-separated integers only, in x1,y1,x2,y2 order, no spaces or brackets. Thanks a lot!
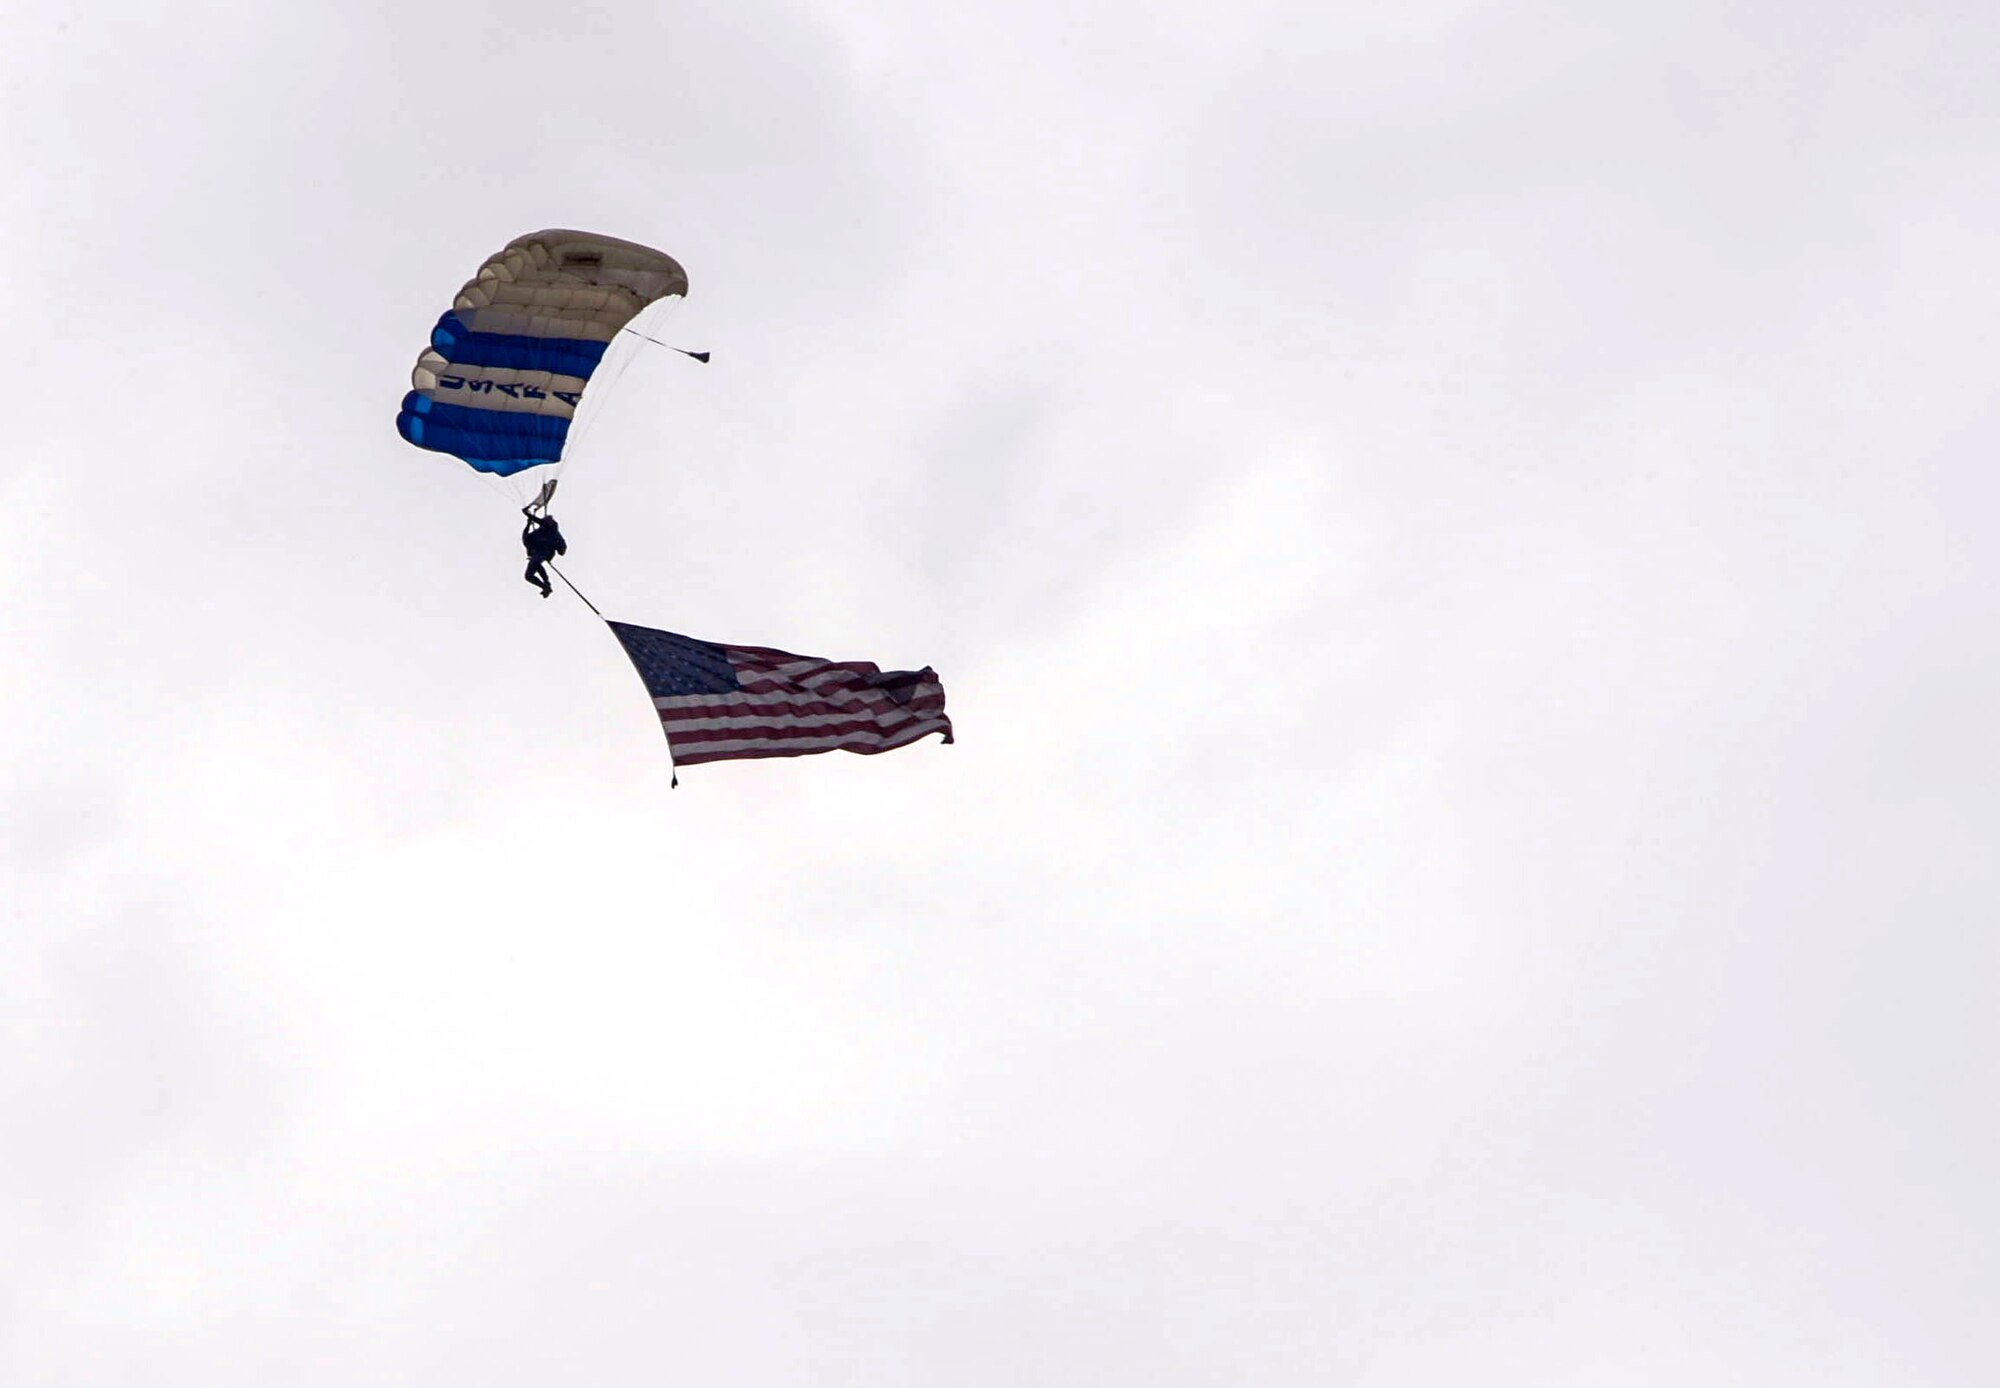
522,511,566,563
519,504,598,614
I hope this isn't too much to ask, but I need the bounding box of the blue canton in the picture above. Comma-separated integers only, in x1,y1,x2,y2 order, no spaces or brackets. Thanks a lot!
608,622,741,697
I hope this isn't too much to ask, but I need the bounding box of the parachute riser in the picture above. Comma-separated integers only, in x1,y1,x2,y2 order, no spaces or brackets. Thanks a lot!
524,477,560,516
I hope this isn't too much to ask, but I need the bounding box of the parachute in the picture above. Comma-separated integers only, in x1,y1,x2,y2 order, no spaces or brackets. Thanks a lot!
392,226,952,781
395,229,689,497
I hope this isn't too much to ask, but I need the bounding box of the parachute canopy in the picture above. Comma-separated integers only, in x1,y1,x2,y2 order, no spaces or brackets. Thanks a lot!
396,230,688,476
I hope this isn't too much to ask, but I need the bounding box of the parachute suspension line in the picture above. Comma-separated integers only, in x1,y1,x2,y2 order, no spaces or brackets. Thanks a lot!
557,302,702,487
547,562,601,618
473,466,529,514
558,329,647,473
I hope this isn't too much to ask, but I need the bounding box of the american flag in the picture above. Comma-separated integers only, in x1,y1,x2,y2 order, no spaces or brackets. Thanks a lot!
607,621,953,775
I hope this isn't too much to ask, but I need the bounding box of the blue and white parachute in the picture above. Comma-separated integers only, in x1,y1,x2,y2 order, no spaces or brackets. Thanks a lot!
396,230,688,485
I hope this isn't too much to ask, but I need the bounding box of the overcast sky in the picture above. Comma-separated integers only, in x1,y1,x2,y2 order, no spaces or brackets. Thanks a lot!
4,1,1997,1383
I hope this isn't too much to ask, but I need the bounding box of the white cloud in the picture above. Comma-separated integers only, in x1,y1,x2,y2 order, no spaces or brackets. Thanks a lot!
4,0,1997,1382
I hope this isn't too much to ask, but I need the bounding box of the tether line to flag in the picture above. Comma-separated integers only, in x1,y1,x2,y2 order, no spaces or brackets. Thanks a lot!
547,562,601,618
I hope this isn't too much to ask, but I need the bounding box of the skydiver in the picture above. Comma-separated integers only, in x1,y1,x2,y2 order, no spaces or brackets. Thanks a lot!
521,508,567,598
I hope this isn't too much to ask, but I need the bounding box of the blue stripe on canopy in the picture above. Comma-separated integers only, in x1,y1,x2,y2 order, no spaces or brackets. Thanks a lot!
430,312,611,379
397,392,570,476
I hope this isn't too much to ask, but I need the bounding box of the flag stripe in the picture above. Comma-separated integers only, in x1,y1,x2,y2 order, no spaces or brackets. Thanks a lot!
660,710,947,739
669,719,954,764
653,686,947,719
